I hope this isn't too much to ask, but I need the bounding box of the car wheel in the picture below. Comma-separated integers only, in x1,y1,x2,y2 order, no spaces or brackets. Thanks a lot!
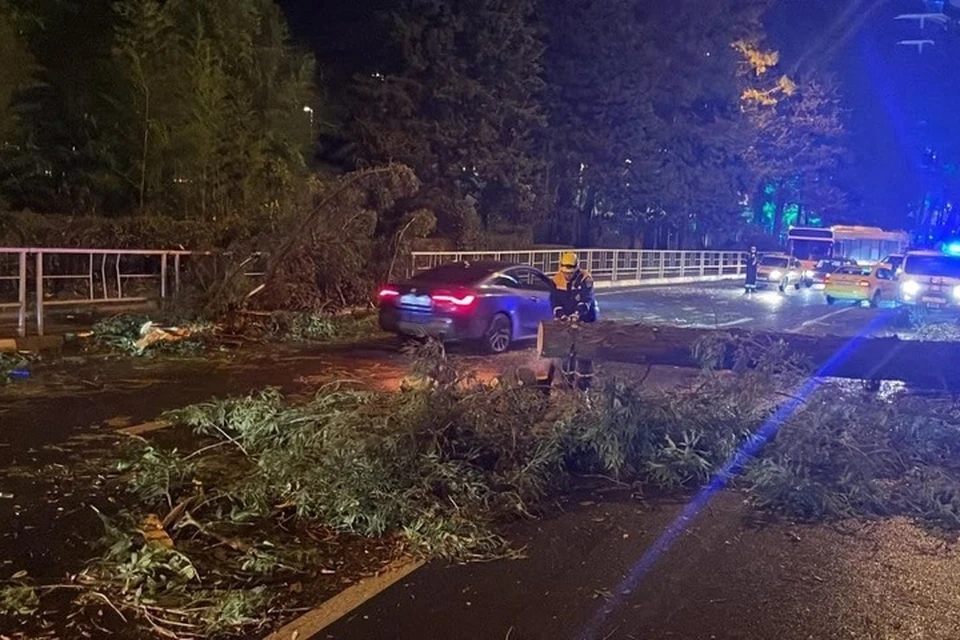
485,313,512,354
794,282,801,291
778,280,786,293
826,295,836,305
870,290,881,308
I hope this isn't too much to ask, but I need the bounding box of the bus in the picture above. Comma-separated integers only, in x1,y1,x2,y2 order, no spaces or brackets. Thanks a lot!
787,225,910,271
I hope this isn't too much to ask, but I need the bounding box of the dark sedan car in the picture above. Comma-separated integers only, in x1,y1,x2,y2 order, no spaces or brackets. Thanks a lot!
808,257,858,289
378,261,556,353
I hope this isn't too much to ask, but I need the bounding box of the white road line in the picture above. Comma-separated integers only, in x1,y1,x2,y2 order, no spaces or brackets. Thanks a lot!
687,317,755,329
789,307,854,333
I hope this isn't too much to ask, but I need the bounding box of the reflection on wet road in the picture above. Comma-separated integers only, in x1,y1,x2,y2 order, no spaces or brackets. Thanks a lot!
597,282,901,336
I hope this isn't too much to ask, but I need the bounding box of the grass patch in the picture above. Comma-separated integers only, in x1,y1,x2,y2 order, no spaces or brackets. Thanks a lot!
252,310,381,343
89,311,382,358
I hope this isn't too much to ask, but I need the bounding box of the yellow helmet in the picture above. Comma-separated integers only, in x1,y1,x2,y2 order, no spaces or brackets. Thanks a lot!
560,251,579,272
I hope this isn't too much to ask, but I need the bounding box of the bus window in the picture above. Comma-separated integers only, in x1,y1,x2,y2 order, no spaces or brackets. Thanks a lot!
789,239,833,262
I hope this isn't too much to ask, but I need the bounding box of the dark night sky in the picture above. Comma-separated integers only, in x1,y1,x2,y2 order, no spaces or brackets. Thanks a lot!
278,0,958,231
769,0,960,229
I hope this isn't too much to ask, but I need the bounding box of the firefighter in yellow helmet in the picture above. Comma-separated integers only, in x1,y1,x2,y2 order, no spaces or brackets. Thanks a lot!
549,251,598,390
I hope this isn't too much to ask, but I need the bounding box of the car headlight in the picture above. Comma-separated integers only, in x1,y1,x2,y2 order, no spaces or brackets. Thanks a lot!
901,280,921,297
769,270,783,280
953,285,960,300
804,270,814,279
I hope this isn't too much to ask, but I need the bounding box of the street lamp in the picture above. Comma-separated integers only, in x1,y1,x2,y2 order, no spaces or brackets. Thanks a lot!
302,105,314,127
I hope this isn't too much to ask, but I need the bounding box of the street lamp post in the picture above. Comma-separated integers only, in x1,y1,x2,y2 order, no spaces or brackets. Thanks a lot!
303,105,314,127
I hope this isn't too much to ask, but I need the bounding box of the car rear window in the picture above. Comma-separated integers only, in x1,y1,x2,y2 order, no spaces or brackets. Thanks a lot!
411,263,495,285
836,266,870,276
760,256,789,267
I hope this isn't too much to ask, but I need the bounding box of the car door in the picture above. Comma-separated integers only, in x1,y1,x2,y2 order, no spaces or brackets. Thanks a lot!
874,267,896,297
504,267,553,338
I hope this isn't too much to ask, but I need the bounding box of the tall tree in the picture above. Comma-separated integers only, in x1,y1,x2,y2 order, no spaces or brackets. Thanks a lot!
542,0,769,248
109,0,316,219
738,41,848,237
0,1,39,146
540,0,655,246
349,0,546,239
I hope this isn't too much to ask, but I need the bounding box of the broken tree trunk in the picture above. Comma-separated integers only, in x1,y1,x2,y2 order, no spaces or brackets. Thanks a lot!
537,320,960,389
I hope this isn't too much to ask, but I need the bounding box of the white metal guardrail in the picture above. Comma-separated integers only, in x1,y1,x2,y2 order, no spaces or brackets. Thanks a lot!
410,249,747,285
0,247,746,337
0,248,266,337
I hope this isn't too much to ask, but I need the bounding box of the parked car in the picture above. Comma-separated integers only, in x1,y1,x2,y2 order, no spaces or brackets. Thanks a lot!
824,264,897,307
807,257,859,289
378,261,556,353
757,254,803,291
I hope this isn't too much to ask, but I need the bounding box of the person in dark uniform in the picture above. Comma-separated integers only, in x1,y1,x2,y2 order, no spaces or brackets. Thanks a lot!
744,246,759,295
549,252,598,390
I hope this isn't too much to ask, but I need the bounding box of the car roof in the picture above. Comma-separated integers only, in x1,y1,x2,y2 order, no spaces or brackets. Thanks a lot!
407,260,535,284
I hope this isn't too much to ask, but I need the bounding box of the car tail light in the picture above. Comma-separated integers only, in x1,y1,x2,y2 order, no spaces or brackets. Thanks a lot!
858,280,870,287
431,290,477,312
432,293,476,306
378,287,399,303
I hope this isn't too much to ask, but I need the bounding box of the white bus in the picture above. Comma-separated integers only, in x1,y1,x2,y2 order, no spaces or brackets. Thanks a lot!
787,225,910,272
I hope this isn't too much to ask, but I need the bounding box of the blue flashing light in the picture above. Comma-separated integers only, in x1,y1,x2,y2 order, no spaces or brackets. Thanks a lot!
943,242,960,256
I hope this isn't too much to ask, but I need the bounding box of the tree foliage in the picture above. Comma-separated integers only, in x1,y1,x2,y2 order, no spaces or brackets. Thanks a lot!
541,0,771,248
110,0,316,219
1,0,316,219
348,0,546,240
738,42,849,236
0,0,854,260
0,1,39,145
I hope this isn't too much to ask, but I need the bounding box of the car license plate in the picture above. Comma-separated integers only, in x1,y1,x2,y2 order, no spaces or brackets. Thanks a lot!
400,293,432,308
922,296,946,306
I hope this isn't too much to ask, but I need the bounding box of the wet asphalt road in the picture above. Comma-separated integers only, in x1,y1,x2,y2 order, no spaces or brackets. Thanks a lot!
596,281,898,336
0,282,900,457
0,282,943,640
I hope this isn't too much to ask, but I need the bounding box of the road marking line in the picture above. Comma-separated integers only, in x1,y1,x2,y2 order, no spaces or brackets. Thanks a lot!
263,557,425,640
687,317,754,329
789,307,854,333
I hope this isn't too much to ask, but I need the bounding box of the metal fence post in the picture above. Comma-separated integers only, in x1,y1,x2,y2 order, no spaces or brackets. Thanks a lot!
35,251,44,336
88,253,94,300
174,254,182,296
17,251,27,337
160,253,168,298
700,252,707,277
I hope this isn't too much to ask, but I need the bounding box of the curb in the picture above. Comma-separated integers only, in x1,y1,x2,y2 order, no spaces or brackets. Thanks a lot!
264,557,425,640
0,335,65,354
